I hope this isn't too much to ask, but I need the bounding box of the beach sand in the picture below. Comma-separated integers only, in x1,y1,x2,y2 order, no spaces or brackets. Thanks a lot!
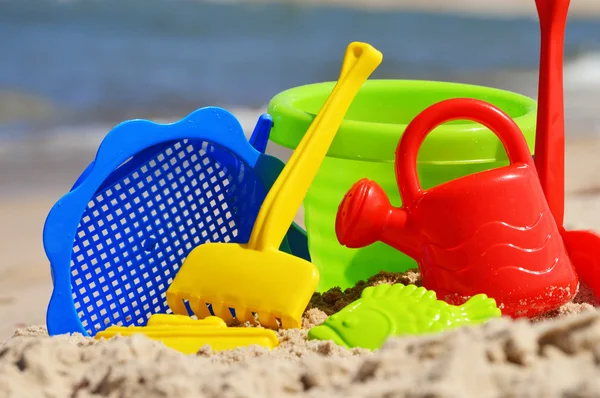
3,308,600,397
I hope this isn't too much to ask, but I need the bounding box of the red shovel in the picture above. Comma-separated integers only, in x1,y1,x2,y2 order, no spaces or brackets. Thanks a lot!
534,0,600,298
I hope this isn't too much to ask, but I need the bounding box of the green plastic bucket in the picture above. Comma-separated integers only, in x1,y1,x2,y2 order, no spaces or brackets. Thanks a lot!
267,80,537,292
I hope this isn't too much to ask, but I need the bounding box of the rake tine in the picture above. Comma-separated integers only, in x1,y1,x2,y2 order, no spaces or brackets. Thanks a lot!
189,296,212,319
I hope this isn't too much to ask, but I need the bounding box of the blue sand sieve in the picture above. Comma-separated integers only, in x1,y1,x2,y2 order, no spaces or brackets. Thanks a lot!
43,107,305,336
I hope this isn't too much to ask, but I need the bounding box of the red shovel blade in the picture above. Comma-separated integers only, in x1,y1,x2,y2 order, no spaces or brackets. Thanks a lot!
561,229,600,298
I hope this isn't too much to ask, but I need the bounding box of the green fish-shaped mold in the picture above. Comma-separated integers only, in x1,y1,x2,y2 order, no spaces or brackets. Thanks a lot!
308,283,501,350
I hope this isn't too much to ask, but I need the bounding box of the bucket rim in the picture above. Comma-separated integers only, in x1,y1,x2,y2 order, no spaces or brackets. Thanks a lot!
267,79,537,162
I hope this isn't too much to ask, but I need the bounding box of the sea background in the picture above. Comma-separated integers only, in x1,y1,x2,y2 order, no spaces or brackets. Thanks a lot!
1,0,600,194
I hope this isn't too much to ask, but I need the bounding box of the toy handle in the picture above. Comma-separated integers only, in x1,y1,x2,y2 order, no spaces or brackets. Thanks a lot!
396,98,535,207
248,114,273,154
534,0,570,226
248,42,382,251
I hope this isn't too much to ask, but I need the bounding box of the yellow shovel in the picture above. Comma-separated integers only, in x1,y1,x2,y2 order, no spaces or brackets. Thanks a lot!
95,314,279,354
166,42,383,329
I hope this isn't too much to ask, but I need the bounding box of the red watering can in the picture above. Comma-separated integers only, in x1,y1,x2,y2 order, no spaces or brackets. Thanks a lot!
335,98,578,318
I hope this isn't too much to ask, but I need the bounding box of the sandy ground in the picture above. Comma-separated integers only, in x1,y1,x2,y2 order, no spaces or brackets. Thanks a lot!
3,310,600,397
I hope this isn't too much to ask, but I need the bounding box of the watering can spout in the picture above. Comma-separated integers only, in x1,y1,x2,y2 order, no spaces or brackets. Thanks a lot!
380,207,420,259
335,179,420,259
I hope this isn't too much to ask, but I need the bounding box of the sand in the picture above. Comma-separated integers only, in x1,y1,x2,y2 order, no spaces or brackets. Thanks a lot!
3,308,600,397
1,270,600,398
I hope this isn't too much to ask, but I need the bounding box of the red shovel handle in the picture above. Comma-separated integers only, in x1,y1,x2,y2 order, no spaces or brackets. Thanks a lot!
534,0,570,226
396,98,535,207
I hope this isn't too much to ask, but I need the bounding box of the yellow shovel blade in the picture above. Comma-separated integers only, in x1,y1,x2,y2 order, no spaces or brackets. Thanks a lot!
146,314,226,328
95,320,278,354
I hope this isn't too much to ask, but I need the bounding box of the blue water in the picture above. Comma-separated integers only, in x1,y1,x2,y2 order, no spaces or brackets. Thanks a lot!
2,0,600,133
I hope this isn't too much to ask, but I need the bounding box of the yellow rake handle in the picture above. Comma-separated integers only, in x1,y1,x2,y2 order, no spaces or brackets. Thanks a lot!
248,42,383,251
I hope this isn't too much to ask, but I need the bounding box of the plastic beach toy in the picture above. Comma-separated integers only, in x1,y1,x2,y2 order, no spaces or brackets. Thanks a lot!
146,313,226,327
44,108,307,337
533,0,600,298
336,98,578,318
96,314,279,354
268,80,537,292
308,283,500,350
166,42,383,330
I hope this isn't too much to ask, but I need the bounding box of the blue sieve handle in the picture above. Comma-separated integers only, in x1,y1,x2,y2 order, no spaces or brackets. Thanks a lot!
248,114,273,154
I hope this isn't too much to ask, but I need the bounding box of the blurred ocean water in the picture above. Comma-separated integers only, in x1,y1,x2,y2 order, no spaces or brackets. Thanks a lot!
2,0,600,152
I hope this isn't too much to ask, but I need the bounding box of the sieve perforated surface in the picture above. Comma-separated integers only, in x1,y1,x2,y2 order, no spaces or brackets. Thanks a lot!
69,139,264,335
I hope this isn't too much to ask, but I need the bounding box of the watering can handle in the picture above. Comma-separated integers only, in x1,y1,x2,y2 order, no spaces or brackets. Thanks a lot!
395,98,535,207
